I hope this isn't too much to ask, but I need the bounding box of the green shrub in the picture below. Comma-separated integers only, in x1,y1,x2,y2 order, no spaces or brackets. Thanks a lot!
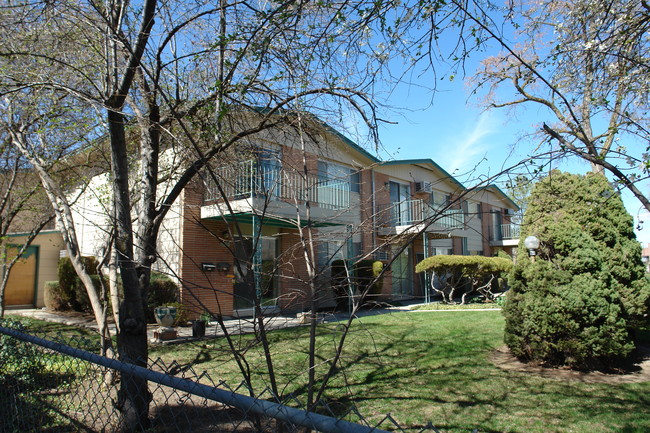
415,255,512,303
0,319,45,384
504,171,650,370
146,272,179,323
354,259,384,296
57,256,99,312
71,274,106,313
44,281,68,311
371,260,385,294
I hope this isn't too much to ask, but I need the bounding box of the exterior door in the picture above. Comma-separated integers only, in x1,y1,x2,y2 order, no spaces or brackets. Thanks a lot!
389,181,411,225
492,210,503,240
392,246,413,296
233,237,278,311
260,237,279,306
233,238,255,310
4,245,38,306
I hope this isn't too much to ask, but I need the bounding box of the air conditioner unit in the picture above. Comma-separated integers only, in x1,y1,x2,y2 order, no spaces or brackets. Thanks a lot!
415,181,433,193
374,250,389,261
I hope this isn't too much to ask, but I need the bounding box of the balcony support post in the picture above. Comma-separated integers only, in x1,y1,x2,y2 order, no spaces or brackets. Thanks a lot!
423,232,430,304
252,214,262,318
346,224,355,314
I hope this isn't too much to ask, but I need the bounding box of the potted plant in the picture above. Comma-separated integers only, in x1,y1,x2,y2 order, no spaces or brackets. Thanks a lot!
191,312,211,338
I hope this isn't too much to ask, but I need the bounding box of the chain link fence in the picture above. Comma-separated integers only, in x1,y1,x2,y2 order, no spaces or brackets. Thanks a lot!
0,320,473,433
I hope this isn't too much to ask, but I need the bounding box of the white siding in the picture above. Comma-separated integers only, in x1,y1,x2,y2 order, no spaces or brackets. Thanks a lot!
465,200,483,253
69,173,112,257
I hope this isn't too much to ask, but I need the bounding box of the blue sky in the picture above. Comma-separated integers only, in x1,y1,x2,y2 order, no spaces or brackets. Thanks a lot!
370,69,650,244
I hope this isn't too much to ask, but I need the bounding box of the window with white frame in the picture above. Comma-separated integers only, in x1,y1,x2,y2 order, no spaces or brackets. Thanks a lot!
318,160,358,192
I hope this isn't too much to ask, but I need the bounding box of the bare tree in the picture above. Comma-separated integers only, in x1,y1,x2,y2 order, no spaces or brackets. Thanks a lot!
464,0,650,211
0,0,400,429
0,115,54,317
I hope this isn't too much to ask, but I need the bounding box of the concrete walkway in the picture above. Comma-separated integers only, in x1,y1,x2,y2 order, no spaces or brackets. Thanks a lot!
6,302,417,345
6,302,499,345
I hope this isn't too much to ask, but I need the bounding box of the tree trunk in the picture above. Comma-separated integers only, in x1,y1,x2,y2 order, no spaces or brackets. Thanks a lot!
108,109,151,432
109,246,121,333
0,242,7,318
590,162,605,175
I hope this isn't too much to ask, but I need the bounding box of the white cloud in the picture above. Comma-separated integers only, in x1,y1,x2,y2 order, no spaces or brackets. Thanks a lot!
442,111,499,174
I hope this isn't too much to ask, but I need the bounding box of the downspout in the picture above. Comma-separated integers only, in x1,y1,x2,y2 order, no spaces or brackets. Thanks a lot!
371,168,376,255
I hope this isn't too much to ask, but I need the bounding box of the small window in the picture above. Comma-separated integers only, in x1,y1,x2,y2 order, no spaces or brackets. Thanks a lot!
319,160,357,192
349,169,360,193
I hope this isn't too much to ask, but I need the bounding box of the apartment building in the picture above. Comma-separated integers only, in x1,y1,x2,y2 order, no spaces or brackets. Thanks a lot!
365,161,519,300
15,116,519,314
163,122,519,316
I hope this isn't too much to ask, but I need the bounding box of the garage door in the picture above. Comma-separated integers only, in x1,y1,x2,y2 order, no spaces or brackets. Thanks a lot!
4,245,38,306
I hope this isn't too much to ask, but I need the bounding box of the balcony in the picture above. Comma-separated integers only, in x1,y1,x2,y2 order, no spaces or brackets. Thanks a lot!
378,199,465,236
201,160,355,224
489,223,521,246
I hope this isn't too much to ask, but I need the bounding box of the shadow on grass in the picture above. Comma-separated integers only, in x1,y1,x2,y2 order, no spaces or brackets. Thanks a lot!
150,403,268,433
147,311,650,432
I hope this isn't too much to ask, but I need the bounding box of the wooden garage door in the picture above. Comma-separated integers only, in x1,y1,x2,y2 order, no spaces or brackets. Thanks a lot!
4,245,38,306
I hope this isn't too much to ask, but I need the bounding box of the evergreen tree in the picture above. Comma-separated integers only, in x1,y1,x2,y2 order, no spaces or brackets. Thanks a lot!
503,171,650,370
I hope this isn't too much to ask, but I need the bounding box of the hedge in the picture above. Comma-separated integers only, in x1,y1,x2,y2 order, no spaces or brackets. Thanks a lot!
415,255,512,303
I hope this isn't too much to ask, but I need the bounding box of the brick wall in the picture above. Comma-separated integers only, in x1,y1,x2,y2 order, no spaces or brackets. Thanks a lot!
277,228,312,311
480,202,492,255
359,168,375,257
374,172,391,229
180,179,235,318
281,145,318,176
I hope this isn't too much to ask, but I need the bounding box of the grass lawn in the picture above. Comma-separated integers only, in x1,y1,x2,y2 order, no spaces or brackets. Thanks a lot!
148,311,650,433
5,311,649,432
3,314,101,341
411,302,501,310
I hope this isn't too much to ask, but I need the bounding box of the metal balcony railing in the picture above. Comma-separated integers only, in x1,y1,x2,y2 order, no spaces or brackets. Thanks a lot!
500,223,521,240
379,199,465,230
490,223,521,241
204,160,351,210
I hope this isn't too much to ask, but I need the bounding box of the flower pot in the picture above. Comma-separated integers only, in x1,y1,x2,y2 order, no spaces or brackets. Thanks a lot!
154,306,177,329
192,320,206,338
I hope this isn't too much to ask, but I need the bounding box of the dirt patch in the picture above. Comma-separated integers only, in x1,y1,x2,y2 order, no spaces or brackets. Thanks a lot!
490,345,650,384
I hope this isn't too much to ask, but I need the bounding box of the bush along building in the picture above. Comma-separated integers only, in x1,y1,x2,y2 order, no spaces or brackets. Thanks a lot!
22,115,519,317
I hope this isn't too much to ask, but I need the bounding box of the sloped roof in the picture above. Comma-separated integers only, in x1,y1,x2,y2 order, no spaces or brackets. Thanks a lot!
379,159,466,189
474,184,520,210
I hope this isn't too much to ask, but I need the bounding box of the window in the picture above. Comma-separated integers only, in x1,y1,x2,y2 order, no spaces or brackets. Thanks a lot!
349,169,360,193
318,161,358,192
317,239,356,272
257,147,282,197
461,200,469,216
430,191,447,207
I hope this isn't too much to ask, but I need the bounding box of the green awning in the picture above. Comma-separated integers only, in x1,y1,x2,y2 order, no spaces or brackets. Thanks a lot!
204,212,345,228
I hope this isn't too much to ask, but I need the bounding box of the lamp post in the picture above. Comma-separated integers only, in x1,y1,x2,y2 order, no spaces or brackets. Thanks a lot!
524,235,540,262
